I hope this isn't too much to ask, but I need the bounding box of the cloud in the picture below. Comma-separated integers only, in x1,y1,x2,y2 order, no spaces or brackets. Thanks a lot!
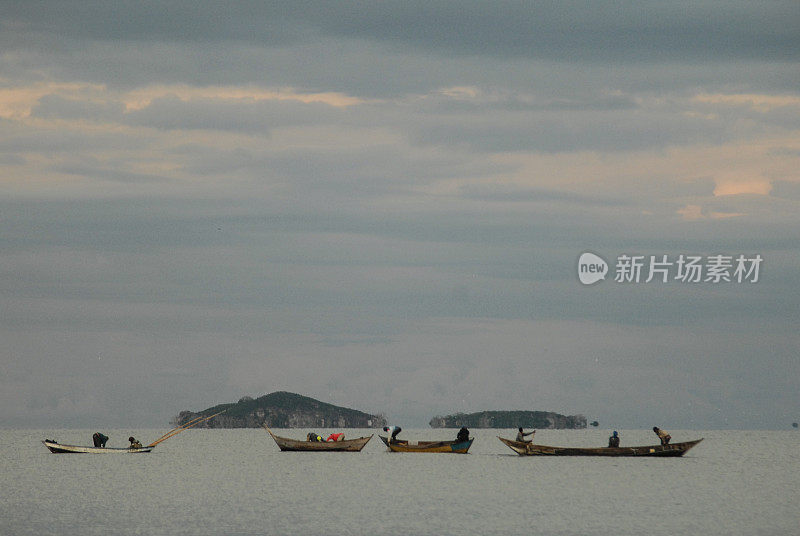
0,1,798,430
713,181,772,197
676,204,745,221
692,93,800,112
122,85,365,110
0,81,108,119
3,3,799,97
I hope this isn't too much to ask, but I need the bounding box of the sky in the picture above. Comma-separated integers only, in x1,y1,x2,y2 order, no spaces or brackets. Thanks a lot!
1,1,798,430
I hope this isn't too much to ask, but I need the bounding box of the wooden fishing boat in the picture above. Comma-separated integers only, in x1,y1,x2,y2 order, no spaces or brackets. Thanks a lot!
379,435,473,453
42,440,154,454
265,428,373,452
42,409,226,454
498,436,703,457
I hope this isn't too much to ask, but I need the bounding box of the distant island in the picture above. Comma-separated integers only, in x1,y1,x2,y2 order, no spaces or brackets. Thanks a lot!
173,391,387,428
429,410,587,429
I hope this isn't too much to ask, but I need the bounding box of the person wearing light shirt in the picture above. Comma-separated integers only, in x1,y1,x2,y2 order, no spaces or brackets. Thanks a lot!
653,427,671,445
383,425,402,443
516,427,535,443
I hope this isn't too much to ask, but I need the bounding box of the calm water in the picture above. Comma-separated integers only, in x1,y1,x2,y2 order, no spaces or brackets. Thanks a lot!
1,428,797,536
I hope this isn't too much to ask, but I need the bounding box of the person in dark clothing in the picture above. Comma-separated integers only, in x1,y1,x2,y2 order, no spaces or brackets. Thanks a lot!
307,432,324,442
92,432,109,448
456,427,469,442
608,430,620,448
128,436,142,449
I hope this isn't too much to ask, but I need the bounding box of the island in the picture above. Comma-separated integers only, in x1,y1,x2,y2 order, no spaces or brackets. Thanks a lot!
429,410,587,429
173,391,387,428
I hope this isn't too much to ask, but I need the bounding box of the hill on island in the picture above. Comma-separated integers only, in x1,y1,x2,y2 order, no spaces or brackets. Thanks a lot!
173,391,387,429
430,410,586,429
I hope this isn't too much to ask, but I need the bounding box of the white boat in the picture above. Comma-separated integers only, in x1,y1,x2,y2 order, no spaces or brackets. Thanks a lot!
41,409,226,454
42,440,154,453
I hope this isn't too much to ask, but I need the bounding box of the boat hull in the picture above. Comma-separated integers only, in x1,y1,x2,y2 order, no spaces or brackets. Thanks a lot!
379,435,473,453
498,437,703,457
266,429,373,452
42,440,154,454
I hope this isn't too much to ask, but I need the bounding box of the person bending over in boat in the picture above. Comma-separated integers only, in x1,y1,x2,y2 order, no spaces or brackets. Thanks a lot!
608,430,620,447
456,427,470,442
383,425,402,443
307,432,325,442
516,427,535,443
326,432,345,442
653,427,671,445
92,432,109,448
128,436,143,449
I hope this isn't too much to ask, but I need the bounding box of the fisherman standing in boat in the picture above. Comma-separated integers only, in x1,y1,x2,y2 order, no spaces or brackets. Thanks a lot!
128,436,143,449
516,427,535,443
608,430,620,447
383,425,402,443
653,427,671,445
92,432,109,448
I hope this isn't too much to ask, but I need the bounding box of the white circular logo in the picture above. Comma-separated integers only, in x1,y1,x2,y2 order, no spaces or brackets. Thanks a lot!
578,252,608,285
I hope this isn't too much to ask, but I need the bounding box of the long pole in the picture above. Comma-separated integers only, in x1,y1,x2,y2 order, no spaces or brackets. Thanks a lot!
146,409,227,447
147,414,210,446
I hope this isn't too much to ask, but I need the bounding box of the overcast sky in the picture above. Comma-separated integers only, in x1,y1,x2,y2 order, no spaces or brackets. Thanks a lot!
1,1,798,430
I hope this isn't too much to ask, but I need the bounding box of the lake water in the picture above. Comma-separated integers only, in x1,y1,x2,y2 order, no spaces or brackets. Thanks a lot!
1,428,797,535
